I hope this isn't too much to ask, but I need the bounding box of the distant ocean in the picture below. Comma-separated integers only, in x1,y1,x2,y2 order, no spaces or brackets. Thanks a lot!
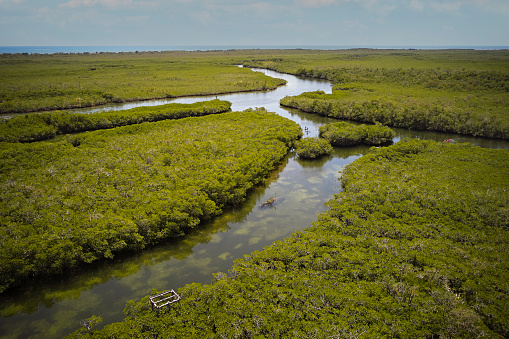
1,45,508,54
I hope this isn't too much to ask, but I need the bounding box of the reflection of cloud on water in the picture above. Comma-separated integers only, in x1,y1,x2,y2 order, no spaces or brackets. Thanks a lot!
187,255,212,269
30,319,52,339
233,220,259,235
0,68,346,339
118,272,146,292
248,236,263,245
302,198,321,209
209,233,223,244
38,292,106,338
307,176,323,185
273,176,292,185
292,183,304,190
293,188,311,202
49,306,85,339
233,227,250,236
218,252,231,260
311,186,329,194
264,228,290,242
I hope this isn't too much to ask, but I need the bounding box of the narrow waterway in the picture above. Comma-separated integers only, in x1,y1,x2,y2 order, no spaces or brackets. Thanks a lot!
1,69,508,339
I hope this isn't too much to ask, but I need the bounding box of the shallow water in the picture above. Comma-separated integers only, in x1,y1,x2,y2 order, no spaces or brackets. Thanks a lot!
0,68,508,339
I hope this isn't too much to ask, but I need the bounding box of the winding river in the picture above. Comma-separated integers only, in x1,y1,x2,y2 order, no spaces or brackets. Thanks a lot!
1,68,508,339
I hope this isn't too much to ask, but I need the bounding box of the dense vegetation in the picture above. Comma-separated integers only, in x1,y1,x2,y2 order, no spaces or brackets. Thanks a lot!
294,137,333,159
280,88,508,139
0,108,302,293
0,100,231,143
2,48,507,337
71,139,509,338
319,120,395,146
241,49,509,139
3,49,507,139
0,51,285,113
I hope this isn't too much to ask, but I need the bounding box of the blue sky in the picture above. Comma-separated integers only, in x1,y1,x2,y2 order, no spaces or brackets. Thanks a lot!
0,0,508,47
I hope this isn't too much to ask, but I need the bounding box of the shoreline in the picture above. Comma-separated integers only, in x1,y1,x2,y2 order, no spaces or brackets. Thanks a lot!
2,46,508,55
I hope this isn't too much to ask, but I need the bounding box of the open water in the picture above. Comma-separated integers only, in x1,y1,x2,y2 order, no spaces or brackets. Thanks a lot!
0,68,508,339
1,45,508,54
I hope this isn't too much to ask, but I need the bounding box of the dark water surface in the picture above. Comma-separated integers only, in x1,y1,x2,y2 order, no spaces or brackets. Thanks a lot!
0,68,508,339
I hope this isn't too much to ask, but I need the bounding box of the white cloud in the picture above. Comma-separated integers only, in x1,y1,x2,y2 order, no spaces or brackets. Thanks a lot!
245,1,271,11
294,0,398,16
187,1,279,24
472,0,509,15
59,0,138,9
430,1,462,12
411,0,509,14
1,0,507,46
298,0,338,6
342,19,367,30
409,0,424,11
376,3,396,15
188,10,216,24
295,0,380,7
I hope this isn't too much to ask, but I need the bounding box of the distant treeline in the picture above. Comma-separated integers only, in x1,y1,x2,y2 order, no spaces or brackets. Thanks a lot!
0,100,231,143
74,139,509,338
0,52,285,113
295,66,509,92
0,108,302,293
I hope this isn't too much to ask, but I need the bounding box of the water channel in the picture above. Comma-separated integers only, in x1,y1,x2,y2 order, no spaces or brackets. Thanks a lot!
1,68,508,339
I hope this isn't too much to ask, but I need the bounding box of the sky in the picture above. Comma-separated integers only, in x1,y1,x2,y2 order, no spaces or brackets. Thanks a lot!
0,0,508,47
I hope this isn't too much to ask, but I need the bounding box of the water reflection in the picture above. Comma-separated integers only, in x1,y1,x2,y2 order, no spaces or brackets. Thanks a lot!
1,67,508,339
0,145,362,338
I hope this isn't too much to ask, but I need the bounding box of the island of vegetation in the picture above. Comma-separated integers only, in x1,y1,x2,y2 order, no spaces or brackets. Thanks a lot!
0,105,302,293
319,121,395,146
0,100,231,143
70,139,509,338
295,121,395,160
294,137,334,159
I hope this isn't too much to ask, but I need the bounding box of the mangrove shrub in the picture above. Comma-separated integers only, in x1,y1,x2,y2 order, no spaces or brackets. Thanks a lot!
74,139,509,338
0,108,302,293
295,137,333,159
319,120,395,146
0,100,231,143
281,90,509,139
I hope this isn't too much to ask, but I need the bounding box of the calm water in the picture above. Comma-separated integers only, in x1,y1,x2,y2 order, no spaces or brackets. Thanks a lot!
1,46,507,54
0,69,508,339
